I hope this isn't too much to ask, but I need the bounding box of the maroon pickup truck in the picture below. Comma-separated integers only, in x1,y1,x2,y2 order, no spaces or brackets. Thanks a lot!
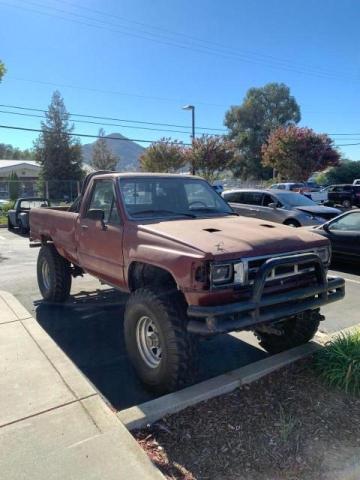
30,172,345,393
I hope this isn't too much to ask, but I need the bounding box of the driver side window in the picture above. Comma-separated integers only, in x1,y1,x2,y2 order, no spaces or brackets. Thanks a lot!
87,180,120,224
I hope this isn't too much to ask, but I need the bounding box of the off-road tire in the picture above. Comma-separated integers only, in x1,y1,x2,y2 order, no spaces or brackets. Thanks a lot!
124,288,198,393
37,244,72,302
255,310,322,354
7,217,14,230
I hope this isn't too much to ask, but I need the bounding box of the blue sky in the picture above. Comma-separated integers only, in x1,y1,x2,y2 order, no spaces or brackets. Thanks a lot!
1,0,360,159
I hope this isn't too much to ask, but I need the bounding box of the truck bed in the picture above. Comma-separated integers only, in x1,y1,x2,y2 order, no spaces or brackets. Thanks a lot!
30,207,79,264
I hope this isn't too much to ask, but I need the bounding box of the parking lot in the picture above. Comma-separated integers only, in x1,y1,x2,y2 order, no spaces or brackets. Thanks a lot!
1,227,359,410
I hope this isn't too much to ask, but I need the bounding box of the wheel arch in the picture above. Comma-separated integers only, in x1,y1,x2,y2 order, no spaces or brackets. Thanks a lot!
127,261,178,292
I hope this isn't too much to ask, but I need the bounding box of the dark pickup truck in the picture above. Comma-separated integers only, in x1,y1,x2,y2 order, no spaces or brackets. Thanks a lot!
8,197,49,234
30,172,345,392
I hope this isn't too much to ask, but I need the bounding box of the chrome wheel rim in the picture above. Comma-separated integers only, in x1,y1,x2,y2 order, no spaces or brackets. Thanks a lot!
136,316,162,368
41,260,51,291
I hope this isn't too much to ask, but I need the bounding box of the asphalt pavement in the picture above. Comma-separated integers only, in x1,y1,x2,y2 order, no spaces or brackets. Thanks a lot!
0,228,359,410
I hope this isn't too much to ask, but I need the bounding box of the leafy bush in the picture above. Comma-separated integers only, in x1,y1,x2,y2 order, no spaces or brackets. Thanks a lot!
315,330,360,395
0,201,15,213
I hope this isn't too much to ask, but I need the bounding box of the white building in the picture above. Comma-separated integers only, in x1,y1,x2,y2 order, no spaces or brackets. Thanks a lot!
0,159,41,198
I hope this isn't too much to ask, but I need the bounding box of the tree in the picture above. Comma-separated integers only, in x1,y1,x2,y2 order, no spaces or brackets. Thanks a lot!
91,129,119,171
185,135,236,181
140,138,185,172
317,160,360,185
8,171,21,201
0,143,34,159
261,125,340,181
0,60,6,83
34,91,84,200
225,82,301,179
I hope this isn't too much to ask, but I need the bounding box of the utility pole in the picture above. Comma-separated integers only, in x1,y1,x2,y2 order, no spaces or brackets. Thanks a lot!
182,104,195,175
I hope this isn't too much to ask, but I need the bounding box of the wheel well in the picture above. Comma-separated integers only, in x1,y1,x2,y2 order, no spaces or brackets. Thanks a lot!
284,218,300,227
128,262,178,292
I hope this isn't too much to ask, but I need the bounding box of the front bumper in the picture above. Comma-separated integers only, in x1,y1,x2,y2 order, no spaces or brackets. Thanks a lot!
187,253,345,335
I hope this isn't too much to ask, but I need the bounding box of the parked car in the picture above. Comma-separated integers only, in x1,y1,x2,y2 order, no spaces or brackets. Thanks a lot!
270,182,306,192
326,184,360,208
8,197,49,234
309,210,360,263
30,172,344,393
222,189,341,227
304,185,332,204
353,179,360,186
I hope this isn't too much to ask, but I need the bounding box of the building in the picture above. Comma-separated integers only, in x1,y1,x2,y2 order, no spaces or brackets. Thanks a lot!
0,159,41,199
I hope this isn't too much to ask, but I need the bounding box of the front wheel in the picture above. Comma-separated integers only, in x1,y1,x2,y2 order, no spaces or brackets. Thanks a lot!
342,199,352,209
37,244,72,302
255,310,322,354
124,288,198,393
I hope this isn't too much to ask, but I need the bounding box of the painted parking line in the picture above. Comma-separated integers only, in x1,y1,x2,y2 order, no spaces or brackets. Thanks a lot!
0,235,6,240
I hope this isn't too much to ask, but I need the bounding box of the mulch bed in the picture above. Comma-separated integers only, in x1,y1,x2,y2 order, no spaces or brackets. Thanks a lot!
134,359,360,480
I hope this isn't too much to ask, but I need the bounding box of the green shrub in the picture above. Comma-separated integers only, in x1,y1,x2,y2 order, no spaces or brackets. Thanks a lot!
1,201,15,213
315,330,360,395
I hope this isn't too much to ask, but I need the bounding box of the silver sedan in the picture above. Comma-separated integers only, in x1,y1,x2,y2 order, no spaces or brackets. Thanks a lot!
222,189,341,227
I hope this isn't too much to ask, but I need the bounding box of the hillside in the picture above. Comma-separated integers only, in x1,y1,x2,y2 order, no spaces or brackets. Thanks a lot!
82,133,145,171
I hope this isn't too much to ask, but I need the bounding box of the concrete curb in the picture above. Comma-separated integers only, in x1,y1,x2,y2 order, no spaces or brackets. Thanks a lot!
118,340,322,431
0,290,165,480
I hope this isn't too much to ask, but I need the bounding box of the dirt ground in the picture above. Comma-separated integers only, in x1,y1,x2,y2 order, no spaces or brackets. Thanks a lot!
134,359,360,480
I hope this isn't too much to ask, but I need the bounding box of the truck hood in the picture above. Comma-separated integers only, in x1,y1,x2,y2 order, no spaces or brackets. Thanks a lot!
138,216,328,260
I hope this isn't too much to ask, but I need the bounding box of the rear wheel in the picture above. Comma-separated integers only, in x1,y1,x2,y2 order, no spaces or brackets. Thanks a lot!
37,244,72,302
342,199,352,209
124,288,198,393
255,310,322,354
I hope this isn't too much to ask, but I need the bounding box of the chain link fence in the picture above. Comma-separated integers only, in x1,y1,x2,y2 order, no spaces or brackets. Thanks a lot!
0,180,81,224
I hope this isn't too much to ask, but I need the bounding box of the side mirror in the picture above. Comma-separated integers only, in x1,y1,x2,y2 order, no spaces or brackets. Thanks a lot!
268,202,278,209
87,208,107,230
322,223,330,232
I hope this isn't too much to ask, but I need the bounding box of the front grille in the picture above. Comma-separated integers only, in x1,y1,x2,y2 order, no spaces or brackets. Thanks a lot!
247,258,315,285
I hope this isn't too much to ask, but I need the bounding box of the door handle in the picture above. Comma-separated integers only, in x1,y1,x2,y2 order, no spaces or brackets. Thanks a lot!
81,225,88,230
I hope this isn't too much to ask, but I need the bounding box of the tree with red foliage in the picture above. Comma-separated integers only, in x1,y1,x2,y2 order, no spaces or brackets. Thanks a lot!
261,125,340,181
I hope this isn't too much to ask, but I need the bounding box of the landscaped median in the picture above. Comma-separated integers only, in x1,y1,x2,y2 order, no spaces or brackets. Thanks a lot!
133,330,360,480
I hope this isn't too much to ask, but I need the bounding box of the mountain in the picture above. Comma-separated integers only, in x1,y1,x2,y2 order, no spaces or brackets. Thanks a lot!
81,133,145,171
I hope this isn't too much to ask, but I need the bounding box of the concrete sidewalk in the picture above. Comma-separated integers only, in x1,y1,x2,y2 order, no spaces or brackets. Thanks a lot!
0,290,163,480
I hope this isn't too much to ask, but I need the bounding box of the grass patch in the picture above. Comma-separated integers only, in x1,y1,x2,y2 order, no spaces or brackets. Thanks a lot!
315,330,360,395
0,214,7,225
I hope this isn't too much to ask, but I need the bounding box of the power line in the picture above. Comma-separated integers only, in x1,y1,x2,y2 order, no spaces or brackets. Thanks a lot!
0,124,192,145
0,103,226,132
0,109,195,135
1,123,359,148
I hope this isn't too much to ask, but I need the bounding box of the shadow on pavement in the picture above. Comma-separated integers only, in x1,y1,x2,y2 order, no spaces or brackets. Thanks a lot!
35,288,267,410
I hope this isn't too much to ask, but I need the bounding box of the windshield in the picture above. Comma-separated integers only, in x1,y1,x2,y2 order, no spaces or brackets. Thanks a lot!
275,192,317,207
119,177,233,220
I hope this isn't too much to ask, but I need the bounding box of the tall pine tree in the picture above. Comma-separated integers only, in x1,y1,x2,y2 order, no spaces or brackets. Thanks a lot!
91,129,119,171
34,91,84,200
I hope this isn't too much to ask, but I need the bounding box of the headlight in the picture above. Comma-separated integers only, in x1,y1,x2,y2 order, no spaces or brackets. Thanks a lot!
211,261,246,286
211,264,233,284
316,246,331,264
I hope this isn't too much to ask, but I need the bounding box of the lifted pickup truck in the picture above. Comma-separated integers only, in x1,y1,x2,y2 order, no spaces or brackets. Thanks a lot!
30,172,345,393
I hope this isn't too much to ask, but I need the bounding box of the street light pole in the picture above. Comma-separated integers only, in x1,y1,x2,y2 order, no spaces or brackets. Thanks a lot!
182,104,195,175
